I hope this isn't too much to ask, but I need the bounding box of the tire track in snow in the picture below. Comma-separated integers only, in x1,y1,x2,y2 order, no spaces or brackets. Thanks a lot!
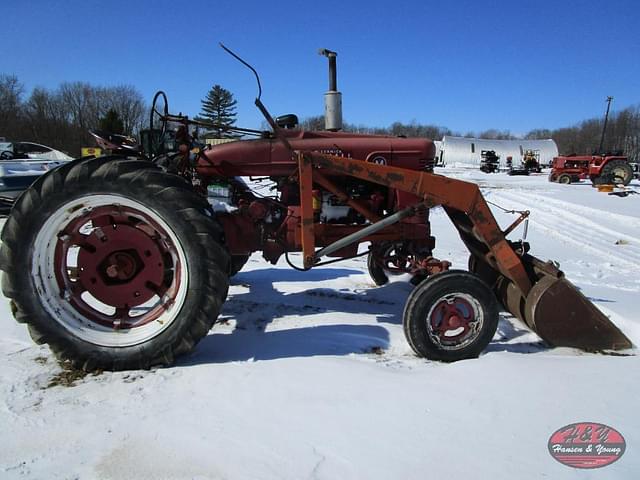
484,190,640,290
490,190,640,266
498,189,640,231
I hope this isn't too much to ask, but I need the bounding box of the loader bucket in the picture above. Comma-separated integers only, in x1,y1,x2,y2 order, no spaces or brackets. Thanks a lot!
522,274,633,351
481,255,634,352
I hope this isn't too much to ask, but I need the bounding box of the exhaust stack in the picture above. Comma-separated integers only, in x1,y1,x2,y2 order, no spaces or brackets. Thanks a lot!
319,48,342,131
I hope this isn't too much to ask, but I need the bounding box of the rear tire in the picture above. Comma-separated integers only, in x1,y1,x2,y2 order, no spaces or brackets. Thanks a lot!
600,159,633,186
0,156,230,371
229,254,250,276
403,270,499,362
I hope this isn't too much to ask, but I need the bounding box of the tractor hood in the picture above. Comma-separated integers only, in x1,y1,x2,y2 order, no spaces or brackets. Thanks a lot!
198,130,436,177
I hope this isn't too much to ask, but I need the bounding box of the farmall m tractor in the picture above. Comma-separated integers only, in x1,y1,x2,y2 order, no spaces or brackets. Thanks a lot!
0,47,632,371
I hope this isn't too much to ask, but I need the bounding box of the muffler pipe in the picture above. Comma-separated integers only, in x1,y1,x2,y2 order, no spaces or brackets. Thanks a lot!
319,48,342,131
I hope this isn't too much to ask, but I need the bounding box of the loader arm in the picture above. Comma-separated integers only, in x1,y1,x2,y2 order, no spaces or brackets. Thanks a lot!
305,152,532,293
302,152,633,352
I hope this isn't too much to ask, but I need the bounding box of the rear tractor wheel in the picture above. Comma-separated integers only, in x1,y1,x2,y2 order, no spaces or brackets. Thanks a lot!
0,156,230,371
403,270,499,362
601,159,633,186
229,254,250,276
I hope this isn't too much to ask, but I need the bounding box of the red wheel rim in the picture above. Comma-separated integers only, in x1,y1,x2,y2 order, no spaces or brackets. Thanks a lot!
427,293,484,349
53,204,182,330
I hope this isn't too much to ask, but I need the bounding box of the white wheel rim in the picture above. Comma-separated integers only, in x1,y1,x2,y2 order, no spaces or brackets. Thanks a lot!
32,194,189,347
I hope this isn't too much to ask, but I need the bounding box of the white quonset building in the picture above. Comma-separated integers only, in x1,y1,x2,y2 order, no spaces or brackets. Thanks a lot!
436,136,558,168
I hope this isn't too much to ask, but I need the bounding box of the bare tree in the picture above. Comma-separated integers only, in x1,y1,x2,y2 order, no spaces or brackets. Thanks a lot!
524,129,553,140
102,85,145,135
299,115,325,131
477,129,516,140
0,74,24,139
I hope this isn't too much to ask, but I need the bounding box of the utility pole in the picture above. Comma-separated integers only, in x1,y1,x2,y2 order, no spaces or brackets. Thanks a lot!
598,96,613,154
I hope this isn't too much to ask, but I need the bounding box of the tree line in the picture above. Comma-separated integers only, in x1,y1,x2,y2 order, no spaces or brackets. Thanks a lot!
524,105,640,161
302,104,640,162
0,77,243,155
0,74,146,156
300,115,536,141
2,72,638,162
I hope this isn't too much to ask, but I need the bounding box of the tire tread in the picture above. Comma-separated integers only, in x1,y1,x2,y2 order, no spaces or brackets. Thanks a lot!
0,155,230,371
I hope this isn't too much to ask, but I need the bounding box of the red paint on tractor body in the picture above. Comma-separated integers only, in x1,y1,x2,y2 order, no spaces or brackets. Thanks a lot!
201,129,436,263
198,130,435,178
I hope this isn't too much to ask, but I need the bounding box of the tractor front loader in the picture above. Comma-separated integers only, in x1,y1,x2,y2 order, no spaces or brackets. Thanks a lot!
299,151,632,355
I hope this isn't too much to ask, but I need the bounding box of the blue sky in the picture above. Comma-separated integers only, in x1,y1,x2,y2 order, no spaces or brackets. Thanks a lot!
3,0,639,134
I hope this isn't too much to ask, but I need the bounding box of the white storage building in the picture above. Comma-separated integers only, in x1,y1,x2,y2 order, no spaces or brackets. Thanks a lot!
437,136,558,168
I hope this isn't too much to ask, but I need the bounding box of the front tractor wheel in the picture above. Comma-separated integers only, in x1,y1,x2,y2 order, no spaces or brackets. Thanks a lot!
403,271,499,362
0,157,230,371
367,250,390,286
557,174,572,184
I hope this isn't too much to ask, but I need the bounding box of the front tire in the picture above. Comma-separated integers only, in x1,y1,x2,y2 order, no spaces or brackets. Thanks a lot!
367,250,389,286
0,156,230,371
557,174,572,184
403,270,499,362
367,242,413,286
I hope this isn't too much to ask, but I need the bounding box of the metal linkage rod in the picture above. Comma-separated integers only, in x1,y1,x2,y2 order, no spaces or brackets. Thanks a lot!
313,206,415,261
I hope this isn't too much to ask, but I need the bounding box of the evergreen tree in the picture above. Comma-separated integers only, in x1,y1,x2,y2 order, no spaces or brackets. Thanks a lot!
199,85,237,138
99,108,124,134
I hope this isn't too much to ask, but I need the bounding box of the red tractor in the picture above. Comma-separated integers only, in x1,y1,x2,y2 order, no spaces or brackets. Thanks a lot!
549,154,634,185
0,48,631,371
549,97,634,186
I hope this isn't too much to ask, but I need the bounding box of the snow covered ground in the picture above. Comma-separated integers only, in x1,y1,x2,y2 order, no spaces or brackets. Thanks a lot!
1,168,639,479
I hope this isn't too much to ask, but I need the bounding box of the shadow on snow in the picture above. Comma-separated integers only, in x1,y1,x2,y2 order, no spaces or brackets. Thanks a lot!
181,266,550,365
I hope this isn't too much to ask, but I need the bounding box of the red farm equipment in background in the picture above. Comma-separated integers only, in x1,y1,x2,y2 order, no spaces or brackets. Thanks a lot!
549,97,634,186
549,154,633,185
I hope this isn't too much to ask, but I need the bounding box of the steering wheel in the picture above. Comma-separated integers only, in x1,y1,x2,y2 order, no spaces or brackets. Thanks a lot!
150,91,169,155
0,150,14,160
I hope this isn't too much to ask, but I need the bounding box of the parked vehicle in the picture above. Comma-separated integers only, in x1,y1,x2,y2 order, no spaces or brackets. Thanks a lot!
0,160,66,214
479,150,500,173
548,154,634,185
549,97,634,186
0,141,73,161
